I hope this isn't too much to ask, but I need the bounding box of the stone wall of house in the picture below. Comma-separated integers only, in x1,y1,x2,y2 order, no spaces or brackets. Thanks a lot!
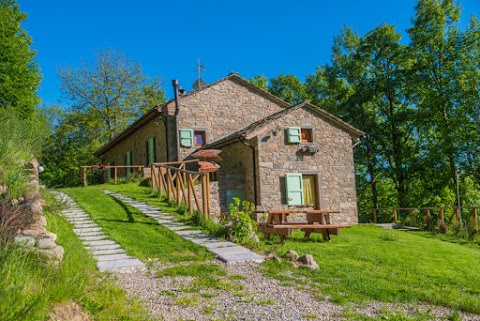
174,77,285,160
255,107,359,225
214,142,255,213
101,115,167,178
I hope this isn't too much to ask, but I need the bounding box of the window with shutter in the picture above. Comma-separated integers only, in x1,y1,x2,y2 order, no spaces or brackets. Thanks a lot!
179,129,194,147
147,138,155,165
287,127,301,144
285,173,304,205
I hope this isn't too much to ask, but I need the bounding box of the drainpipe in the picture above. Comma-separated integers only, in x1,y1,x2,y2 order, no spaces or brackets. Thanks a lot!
172,80,181,161
240,138,258,206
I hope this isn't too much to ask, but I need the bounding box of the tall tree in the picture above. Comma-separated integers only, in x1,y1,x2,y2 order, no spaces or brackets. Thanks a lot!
269,74,310,104
58,49,164,141
407,0,466,205
249,75,268,91
0,0,41,120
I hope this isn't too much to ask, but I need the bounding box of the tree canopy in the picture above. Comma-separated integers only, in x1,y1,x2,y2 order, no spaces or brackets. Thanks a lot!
0,0,41,120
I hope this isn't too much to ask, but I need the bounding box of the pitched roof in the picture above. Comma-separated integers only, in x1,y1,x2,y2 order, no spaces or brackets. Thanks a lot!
93,106,165,157
195,101,365,151
94,72,291,157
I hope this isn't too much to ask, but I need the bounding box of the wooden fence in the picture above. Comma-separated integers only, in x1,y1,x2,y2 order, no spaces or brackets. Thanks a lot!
365,206,479,233
81,165,144,186
150,160,212,219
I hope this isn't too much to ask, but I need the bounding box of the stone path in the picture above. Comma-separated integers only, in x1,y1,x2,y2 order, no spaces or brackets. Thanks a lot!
53,192,146,272
103,190,264,264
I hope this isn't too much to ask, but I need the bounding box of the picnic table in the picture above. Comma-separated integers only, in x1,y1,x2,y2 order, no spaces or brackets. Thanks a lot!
258,209,350,242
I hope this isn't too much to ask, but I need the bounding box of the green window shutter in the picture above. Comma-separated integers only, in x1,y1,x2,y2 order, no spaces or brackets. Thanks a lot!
285,173,304,205
179,129,194,147
125,151,132,175
147,138,155,165
287,127,301,144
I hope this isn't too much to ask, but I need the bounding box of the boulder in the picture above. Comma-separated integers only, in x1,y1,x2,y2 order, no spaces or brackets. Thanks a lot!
14,235,36,247
34,215,47,227
47,232,58,242
21,229,43,238
39,245,64,262
284,249,299,262
31,200,43,215
37,237,57,249
298,254,319,270
249,232,260,243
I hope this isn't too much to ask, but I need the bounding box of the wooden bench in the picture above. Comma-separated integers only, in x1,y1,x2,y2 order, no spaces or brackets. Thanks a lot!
258,210,350,242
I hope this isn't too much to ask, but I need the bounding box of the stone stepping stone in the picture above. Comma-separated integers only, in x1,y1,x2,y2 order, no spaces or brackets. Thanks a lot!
74,227,102,235
166,225,193,231
177,230,204,236
210,246,251,256
202,241,238,249
64,213,88,218
182,235,219,244
86,244,122,251
156,219,174,224
94,253,133,262
215,251,264,263
74,223,99,229
75,231,105,237
83,240,117,247
79,235,109,242
97,258,145,272
90,248,126,256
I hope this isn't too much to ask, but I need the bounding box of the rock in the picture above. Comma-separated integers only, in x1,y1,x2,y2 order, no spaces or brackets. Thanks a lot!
37,237,57,249
21,229,43,238
39,245,64,262
47,232,57,242
14,235,36,247
31,200,43,215
298,254,319,270
284,249,299,262
0,185,7,195
249,232,260,243
35,215,47,227
30,225,48,235
265,253,281,263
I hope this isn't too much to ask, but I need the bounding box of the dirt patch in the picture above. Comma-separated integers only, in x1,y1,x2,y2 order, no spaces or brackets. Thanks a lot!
48,302,90,321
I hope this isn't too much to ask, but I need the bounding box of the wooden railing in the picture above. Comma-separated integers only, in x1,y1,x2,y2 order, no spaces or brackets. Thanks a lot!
81,165,144,186
150,160,212,219
364,206,479,233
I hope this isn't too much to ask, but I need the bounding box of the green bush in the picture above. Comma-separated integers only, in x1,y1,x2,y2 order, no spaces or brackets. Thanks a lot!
227,197,257,242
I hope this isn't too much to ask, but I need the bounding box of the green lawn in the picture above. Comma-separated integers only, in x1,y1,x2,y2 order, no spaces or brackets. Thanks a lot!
0,193,150,321
63,183,480,315
60,185,213,263
260,226,480,314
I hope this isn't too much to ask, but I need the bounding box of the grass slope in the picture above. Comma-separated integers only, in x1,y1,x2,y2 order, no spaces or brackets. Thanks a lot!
0,202,150,321
61,185,212,263
260,226,480,314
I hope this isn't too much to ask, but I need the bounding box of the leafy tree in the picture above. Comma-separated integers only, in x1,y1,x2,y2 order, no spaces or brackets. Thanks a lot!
41,50,165,187
249,75,268,90
269,74,310,104
58,49,164,141
0,0,41,120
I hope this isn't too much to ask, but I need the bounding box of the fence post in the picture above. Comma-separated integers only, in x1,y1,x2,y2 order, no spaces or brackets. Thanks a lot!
176,174,181,206
166,169,172,201
151,165,156,190
425,208,431,228
474,208,478,234
114,167,117,185
187,173,193,213
393,209,398,223
456,207,462,229
202,174,208,220
439,207,445,231
373,208,377,223
83,167,87,187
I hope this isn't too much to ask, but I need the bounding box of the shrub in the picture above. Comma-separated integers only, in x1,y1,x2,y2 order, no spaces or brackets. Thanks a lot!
226,197,257,242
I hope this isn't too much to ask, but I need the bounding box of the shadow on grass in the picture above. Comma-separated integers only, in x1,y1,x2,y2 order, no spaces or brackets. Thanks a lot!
109,196,137,223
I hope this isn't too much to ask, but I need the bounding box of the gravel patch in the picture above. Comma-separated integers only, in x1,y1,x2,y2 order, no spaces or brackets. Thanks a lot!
113,261,480,321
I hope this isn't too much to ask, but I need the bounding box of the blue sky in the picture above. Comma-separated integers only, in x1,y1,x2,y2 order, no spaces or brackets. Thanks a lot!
18,0,480,105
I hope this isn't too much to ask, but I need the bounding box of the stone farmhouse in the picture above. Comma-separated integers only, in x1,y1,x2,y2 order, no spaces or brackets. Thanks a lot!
94,73,364,224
